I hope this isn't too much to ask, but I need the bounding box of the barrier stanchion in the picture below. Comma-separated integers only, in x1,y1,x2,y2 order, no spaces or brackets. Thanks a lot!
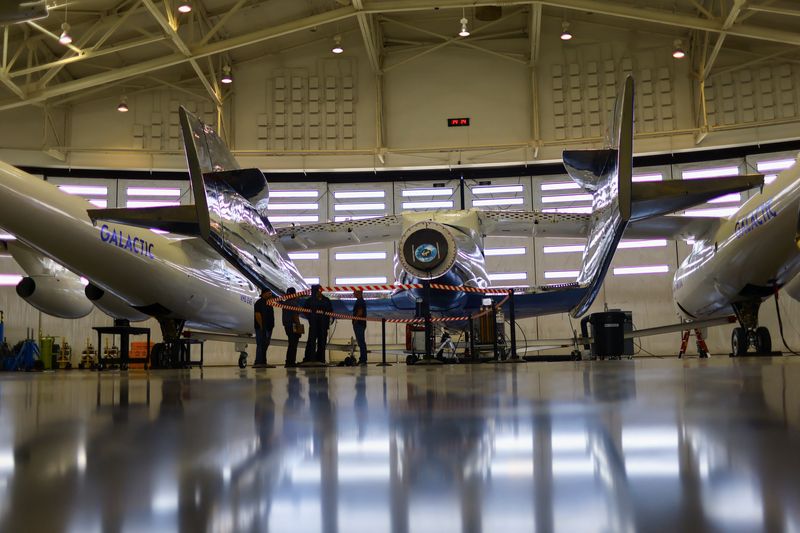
468,317,476,362
509,289,518,360
492,304,499,360
424,281,432,360
377,318,391,367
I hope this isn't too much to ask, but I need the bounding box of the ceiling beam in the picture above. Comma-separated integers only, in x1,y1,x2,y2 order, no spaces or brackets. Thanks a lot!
702,0,745,81
353,0,382,72
196,0,248,46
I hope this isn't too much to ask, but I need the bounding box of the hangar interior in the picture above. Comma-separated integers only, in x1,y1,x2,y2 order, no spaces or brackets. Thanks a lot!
1,0,800,362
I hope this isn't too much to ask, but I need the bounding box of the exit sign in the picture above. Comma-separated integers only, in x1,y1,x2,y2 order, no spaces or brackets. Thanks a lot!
447,117,470,127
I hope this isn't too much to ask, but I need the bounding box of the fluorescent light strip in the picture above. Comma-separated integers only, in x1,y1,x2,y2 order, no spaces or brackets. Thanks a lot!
289,252,320,260
765,174,778,185
633,173,663,182
335,252,387,260
613,265,669,275
58,185,108,196
267,203,319,210
90,199,108,208
127,187,181,197
0,233,15,240
0,274,22,286
619,239,668,249
472,197,524,207
333,203,385,211
402,188,453,197
757,159,795,172
334,190,385,199
270,190,319,198
488,272,528,281
684,206,739,218
708,193,742,204
150,228,168,235
682,166,739,180
269,215,320,223
543,207,593,214
472,185,524,195
335,276,388,285
304,277,320,285
544,270,579,279
541,182,580,191
541,194,593,203
544,244,585,254
127,200,178,208
334,215,381,222
485,247,526,256
403,200,453,209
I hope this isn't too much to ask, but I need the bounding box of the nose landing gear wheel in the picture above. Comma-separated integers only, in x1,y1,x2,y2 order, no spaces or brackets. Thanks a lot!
238,352,247,369
731,327,748,357
755,327,772,354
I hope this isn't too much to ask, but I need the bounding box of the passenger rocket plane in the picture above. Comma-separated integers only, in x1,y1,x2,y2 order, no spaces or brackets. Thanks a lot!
0,77,759,362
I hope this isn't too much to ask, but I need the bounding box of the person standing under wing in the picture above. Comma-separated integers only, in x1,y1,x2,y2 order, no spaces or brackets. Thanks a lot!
253,288,275,368
352,289,368,365
282,287,302,368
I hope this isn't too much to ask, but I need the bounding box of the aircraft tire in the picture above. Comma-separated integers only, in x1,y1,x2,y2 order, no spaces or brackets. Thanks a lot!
731,327,748,357
755,327,772,354
238,352,247,369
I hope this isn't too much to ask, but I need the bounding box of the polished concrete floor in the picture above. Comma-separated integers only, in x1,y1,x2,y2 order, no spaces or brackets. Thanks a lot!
1,357,799,533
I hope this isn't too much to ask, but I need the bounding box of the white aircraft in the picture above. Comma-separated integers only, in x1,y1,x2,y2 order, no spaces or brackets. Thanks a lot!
0,77,758,365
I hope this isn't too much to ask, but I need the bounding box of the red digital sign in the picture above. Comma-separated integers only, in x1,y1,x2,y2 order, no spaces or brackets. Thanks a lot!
447,117,470,127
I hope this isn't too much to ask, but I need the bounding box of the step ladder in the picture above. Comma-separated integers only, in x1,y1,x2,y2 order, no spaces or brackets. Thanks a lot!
678,328,710,358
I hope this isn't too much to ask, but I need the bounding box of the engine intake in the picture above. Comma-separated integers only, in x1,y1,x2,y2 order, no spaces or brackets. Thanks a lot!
398,221,459,280
16,276,93,319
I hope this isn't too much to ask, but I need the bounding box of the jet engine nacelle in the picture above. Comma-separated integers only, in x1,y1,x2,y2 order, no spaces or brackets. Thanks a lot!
85,283,150,322
398,221,472,280
16,276,93,319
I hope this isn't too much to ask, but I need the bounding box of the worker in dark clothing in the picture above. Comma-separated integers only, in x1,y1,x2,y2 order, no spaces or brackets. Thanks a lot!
352,289,368,365
282,287,302,368
253,288,275,368
303,285,334,364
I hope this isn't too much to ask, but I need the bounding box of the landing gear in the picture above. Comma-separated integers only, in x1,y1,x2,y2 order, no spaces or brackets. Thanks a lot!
150,318,187,368
730,301,774,356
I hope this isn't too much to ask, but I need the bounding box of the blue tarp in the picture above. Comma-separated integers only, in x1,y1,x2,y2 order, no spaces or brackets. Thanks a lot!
2,339,39,371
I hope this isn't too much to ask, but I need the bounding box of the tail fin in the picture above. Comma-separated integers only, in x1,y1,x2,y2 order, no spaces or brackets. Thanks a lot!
563,76,634,317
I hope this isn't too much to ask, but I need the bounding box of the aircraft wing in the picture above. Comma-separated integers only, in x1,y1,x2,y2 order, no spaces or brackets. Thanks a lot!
623,215,722,241
275,216,402,252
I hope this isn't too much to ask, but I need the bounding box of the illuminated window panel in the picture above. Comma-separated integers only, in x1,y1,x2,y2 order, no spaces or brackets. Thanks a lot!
619,239,668,249
150,229,168,235
485,247,526,256
488,272,527,281
683,206,739,218
633,173,663,182
270,190,319,198
757,159,796,184
401,188,453,197
126,200,178,208
333,203,385,211
544,270,579,279
268,215,320,223
334,215,382,222
289,252,320,260
541,182,580,191
126,187,181,197
334,190,385,199
304,277,320,285
89,199,108,208
334,252,388,261
613,265,669,275
543,206,593,214
472,185,524,195
0,233,15,240
541,194,592,203
472,197,524,207
708,193,742,204
543,244,585,254
682,166,740,180
267,203,319,211
58,185,107,196
0,274,22,286
335,276,388,285
402,200,453,210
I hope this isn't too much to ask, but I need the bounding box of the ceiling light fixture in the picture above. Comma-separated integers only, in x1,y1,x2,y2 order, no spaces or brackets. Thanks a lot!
560,21,572,41
58,22,72,45
221,65,232,84
672,39,686,59
117,96,129,113
331,34,344,54
177,1,192,13
459,8,470,37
